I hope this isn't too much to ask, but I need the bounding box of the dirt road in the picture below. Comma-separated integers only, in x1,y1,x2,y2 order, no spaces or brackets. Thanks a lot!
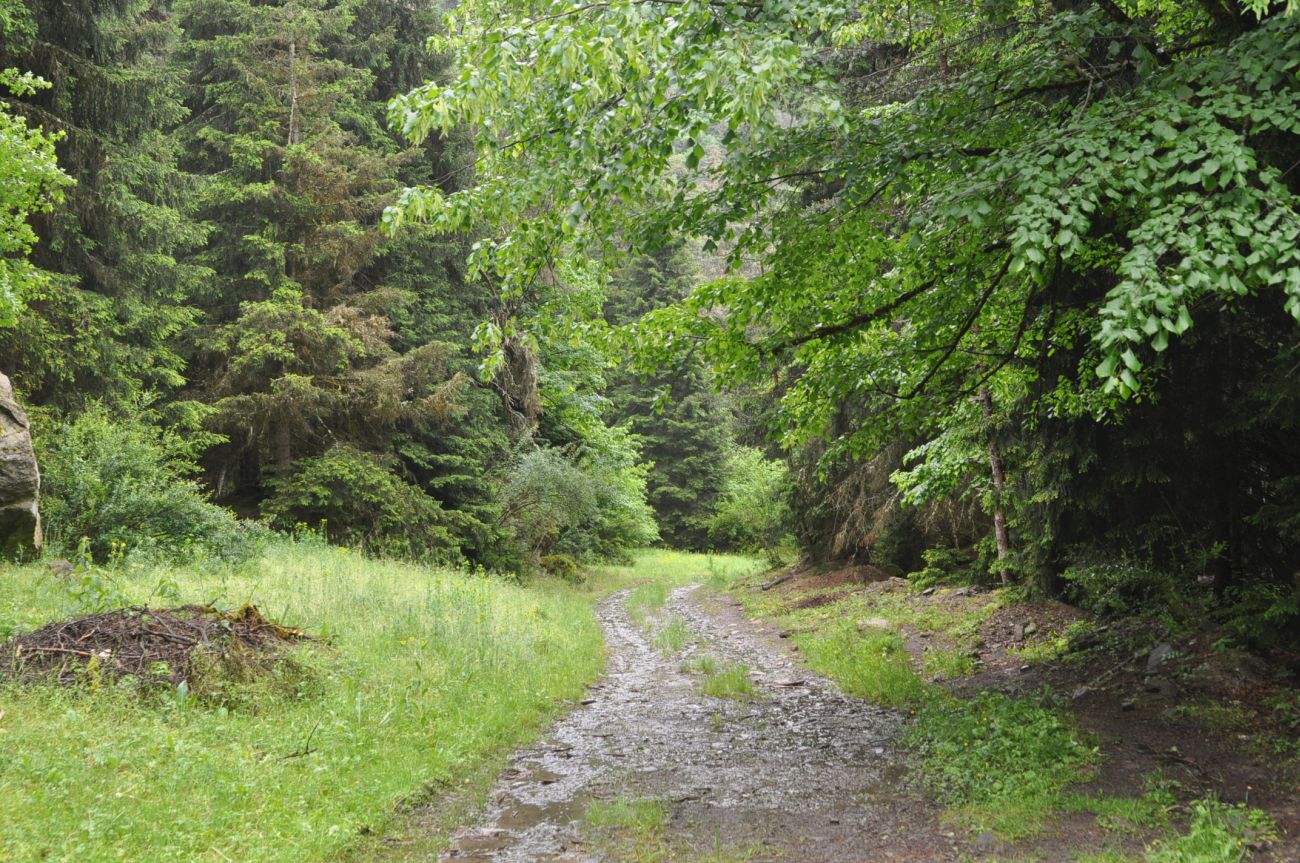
440,586,962,862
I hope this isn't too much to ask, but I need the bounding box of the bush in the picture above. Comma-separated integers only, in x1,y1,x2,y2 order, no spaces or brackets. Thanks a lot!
707,445,793,561
501,442,658,565
539,553,582,583
262,446,461,562
37,406,260,563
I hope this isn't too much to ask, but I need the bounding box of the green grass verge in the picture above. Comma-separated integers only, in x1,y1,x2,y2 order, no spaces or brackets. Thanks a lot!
794,621,928,707
0,540,606,863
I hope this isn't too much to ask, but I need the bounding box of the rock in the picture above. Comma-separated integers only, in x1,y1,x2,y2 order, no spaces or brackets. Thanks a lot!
1012,623,1025,641
1023,621,1038,636
0,372,41,559
1145,642,1175,675
46,559,74,579
856,617,891,632
920,586,937,596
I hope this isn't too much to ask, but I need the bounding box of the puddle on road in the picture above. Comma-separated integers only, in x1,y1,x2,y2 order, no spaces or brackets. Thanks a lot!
440,586,956,862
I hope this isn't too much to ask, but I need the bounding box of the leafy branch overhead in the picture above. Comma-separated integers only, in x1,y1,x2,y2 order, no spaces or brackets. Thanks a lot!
391,0,1300,457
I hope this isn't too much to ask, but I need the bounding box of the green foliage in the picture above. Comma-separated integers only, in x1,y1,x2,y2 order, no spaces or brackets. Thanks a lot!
909,691,1097,832
605,246,733,550
1145,799,1277,863
502,442,658,564
36,407,260,563
0,59,66,327
540,553,582,582
262,445,460,562
389,0,1300,647
0,0,208,406
908,546,982,591
707,445,794,559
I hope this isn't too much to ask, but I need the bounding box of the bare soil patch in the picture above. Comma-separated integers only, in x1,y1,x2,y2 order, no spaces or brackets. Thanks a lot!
757,564,1300,860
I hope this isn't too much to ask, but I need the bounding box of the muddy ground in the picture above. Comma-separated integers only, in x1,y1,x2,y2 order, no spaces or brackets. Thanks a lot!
438,576,1299,862
440,586,963,862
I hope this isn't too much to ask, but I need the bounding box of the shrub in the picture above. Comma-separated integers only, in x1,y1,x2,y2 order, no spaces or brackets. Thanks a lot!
37,406,259,562
707,445,793,561
500,443,658,565
262,446,461,562
539,553,582,583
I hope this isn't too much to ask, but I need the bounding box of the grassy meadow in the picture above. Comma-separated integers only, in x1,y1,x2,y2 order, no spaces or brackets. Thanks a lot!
0,543,761,862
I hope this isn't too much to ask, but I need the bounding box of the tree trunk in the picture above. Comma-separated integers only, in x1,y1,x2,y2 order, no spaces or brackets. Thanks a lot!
977,387,1012,585
274,421,292,475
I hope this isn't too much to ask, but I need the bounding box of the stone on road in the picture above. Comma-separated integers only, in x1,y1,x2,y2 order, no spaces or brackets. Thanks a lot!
441,585,954,862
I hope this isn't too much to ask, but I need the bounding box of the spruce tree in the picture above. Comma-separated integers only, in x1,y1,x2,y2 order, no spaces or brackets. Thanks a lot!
0,0,208,408
605,245,730,550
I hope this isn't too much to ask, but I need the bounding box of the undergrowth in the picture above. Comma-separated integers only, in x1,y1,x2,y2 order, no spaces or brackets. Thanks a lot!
0,539,606,862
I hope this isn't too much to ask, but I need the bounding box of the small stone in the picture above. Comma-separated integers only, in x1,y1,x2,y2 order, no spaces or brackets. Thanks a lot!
1019,664,1031,673
1146,642,1175,675
1012,623,1025,641
921,586,937,596
1023,621,1038,636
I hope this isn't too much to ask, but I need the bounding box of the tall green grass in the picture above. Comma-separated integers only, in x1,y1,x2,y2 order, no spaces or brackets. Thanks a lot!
0,540,604,863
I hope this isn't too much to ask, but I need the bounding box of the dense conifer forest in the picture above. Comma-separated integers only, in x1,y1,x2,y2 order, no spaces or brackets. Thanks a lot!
6,0,1298,636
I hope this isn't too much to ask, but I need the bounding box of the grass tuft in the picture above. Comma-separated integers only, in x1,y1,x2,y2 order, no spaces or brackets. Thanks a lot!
1145,799,1277,863
699,660,757,700
795,621,927,707
653,616,690,655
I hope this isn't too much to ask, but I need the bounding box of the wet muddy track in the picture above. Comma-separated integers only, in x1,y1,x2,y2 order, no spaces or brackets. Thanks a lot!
442,586,957,862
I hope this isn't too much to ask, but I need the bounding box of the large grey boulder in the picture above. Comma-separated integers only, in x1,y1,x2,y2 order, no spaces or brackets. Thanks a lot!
0,372,41,558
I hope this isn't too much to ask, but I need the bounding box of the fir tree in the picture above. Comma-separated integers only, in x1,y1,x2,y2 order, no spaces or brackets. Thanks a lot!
0,0,208,408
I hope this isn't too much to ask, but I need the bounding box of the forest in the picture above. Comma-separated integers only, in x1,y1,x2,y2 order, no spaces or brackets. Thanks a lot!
1,0,1299,859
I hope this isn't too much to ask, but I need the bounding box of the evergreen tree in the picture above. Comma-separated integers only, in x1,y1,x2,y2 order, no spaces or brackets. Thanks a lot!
605,245,730,550
177,0,515,562
0,0,208,408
